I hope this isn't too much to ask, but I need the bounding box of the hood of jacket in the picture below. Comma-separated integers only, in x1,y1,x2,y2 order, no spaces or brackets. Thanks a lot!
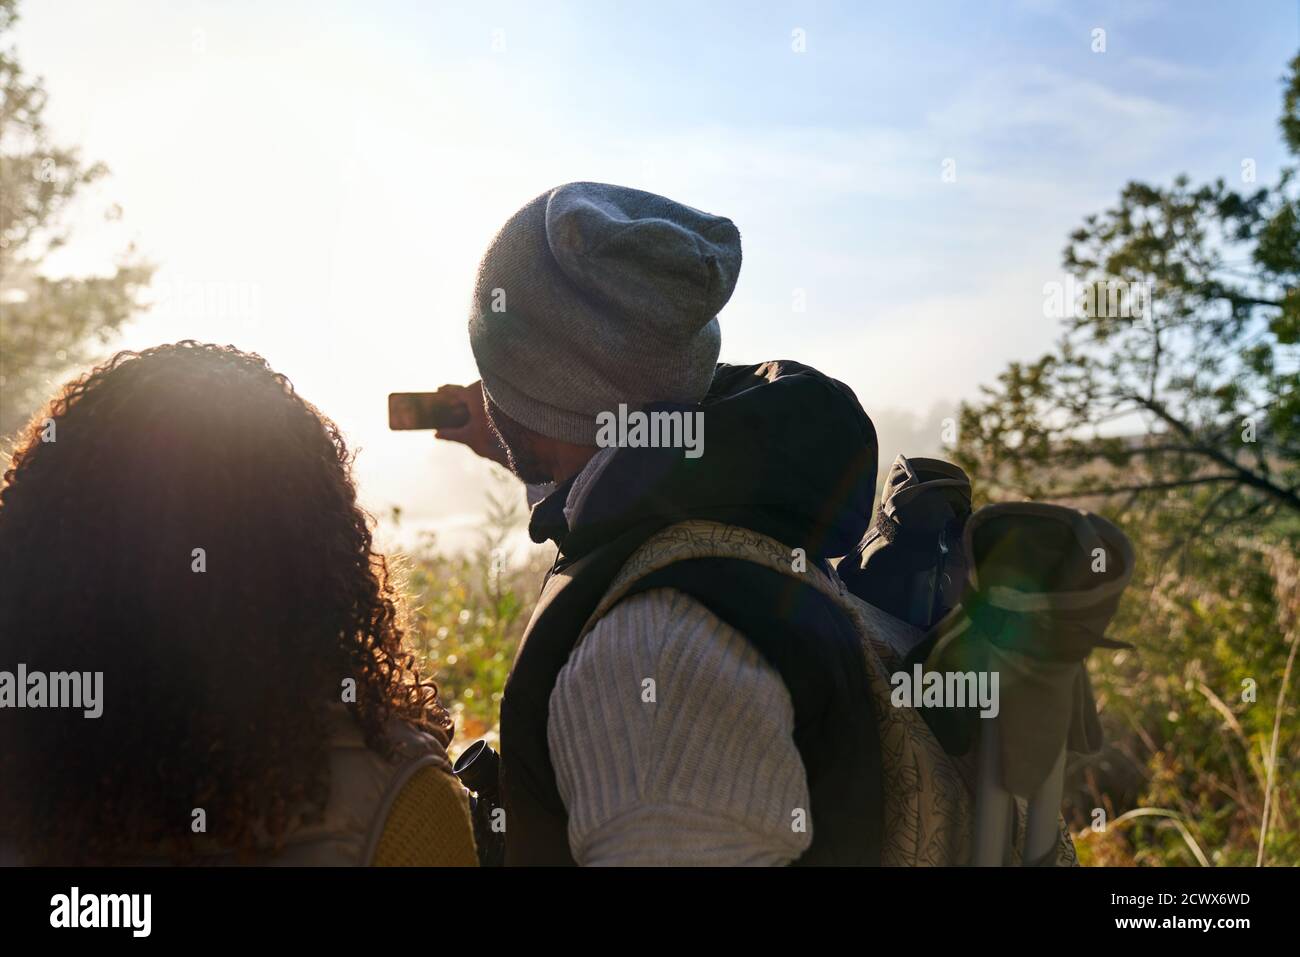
528,359,878,567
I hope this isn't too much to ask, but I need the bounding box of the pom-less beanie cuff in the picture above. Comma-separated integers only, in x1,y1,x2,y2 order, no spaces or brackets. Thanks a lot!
477,361,606,447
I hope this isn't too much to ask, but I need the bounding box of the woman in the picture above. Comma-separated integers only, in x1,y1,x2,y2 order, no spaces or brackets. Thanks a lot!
0,341,476,865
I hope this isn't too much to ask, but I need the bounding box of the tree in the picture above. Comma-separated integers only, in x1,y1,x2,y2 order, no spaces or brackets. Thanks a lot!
955,56,1300,867
0,0,152,438
955,56,1300,543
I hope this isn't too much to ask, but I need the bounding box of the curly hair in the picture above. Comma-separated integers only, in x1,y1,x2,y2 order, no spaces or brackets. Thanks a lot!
0,341,452,864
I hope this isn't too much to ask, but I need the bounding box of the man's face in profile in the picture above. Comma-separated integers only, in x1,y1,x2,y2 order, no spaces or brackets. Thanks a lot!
484,397,553,486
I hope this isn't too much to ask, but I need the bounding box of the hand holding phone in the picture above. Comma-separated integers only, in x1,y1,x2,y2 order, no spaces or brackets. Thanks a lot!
392,382,511,469
388,391,471,430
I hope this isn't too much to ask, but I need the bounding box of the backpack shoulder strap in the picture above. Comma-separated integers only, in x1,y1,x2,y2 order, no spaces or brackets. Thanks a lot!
581,521,834,635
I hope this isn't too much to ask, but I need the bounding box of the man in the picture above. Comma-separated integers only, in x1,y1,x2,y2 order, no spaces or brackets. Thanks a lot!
438,182,885,865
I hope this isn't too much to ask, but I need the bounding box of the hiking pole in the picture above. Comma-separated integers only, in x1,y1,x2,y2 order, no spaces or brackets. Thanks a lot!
973,661,1077,866
1023,743,1068,865
972,713,1012,865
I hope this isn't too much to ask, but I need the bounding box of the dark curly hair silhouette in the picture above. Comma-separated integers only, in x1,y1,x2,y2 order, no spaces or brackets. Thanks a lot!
0,341,452,864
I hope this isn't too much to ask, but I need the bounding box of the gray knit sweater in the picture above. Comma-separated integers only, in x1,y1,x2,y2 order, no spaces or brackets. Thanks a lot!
547,587,811,865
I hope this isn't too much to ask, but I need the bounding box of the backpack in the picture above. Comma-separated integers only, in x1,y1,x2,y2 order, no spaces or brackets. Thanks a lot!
583,518,1079,866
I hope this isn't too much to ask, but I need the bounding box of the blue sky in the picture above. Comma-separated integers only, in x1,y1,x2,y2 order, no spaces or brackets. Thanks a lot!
12,0,1300,548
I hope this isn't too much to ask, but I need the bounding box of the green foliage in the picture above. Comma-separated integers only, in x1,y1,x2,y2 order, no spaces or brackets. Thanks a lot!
1070,519,1297,866
397,474,548,757
0,0,152,437
960,54,1300,866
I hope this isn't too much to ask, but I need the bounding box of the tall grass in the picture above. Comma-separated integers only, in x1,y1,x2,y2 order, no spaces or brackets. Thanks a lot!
397,477,548,757
1071,528,1298,866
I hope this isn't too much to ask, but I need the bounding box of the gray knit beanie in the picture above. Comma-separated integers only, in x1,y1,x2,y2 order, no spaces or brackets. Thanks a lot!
468,182,742,446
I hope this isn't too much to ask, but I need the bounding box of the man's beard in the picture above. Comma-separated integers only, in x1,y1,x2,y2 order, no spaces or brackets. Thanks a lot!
484,396,553,485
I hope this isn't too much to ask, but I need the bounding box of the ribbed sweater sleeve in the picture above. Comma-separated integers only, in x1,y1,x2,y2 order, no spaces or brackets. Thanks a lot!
547,587,812,866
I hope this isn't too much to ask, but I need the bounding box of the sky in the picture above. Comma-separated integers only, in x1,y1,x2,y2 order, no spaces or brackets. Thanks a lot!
10,0,1300,551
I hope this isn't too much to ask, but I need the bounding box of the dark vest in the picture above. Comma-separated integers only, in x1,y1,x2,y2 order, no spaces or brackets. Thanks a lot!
498,518,885,866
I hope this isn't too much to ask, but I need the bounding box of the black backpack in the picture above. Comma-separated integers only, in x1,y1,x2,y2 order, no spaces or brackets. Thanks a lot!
837,454,972,629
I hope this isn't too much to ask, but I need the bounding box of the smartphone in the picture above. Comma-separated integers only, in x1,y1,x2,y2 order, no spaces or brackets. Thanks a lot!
387,392,471,430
